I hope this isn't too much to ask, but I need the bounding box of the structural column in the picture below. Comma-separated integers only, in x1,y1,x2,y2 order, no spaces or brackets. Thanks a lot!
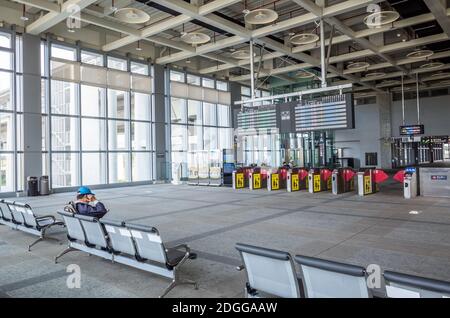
377,92,393,169
22,34,42,192
153,64,168,181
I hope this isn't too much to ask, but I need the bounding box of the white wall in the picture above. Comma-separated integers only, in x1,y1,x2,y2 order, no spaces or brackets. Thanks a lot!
391,95,450,137
335,103,381,168
335,94,450,169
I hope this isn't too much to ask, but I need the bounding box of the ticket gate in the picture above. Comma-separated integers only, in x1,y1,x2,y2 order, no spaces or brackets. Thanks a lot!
267,167,289,191
404,168,418,199
287,168,309,192
232,167,251,189
332,168,356,195
357,169,378,196
249,168,268,190
308,168,332,193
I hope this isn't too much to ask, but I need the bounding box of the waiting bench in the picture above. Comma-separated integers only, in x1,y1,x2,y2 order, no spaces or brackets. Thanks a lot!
236,243,371,298
384,270,450,298
0,200,64,250
55,211,198,298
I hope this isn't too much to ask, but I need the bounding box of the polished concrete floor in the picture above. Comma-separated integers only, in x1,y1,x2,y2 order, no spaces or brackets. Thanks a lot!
1,181,450,298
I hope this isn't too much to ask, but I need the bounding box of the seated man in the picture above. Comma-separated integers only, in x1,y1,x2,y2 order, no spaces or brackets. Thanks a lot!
74,186,108,219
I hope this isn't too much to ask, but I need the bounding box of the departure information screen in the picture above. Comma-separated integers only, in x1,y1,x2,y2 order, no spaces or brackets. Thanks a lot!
294,94,354,132
400,125,424,136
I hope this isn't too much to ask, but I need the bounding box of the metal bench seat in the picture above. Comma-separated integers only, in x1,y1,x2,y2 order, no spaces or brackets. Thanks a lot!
384,270,450,298
235,243,302,298
55,212,198,297
295,255,371,298
0,200,64,251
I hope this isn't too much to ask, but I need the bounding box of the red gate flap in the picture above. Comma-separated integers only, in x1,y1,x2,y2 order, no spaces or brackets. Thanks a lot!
299,169,309,180
344,170,356,182
373,169,389,184
393,170,405,183
320,169,332,181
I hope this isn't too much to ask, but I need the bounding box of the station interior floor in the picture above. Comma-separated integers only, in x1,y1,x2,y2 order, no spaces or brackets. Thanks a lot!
1,180,450,298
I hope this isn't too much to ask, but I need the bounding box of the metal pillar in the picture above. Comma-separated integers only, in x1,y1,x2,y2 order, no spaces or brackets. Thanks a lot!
401,75,405,125
249,40,255,102
320,19,327,88
416,72,420,124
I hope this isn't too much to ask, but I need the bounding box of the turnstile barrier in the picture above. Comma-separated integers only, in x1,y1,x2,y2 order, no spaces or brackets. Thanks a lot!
357,169,388,196
287,168,309,192
232,167,252,189
308,168,332,193
332,168,356,195
267,167,289,191
249,168,268,190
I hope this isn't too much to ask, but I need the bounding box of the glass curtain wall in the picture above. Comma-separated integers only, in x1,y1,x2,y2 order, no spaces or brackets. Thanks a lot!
170,71,232,179
0,30,20,193
44,42,154,188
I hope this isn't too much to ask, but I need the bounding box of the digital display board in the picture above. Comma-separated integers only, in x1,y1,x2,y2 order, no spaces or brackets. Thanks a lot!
236,106,277,131
294,94,354,132
400,125,424,136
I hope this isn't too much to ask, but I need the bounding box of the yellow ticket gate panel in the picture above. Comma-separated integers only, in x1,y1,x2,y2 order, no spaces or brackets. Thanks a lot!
233,172,245,189
313,174,322,193
250,173,262,190
364,175,372,195
268,173,280,191
287,173,299,192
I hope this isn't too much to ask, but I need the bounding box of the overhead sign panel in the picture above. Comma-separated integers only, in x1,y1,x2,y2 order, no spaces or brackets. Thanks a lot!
400,125,424,136
295,94,354,132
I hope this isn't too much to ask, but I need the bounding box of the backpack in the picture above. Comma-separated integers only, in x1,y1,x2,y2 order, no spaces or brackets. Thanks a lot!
64,201,78,213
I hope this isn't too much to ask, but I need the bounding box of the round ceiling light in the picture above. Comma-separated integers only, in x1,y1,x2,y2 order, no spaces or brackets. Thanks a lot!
181,32,211,45
347,61,370,71
363,11,400,28
407,49,434,59
364,72,386,79
231,49,256,60
290,33,319,45
244,9,278,25
296,70,315,79
420,61,444,70
114,8,150,24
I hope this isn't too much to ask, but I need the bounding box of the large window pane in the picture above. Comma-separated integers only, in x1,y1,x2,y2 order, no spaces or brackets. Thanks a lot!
41,42,47,77
51,116,79,151
41,79,48,113
202,77,214,88
51,153,79,188
82,153,106,185
171,98,186,124
0,113,14,151
171,151,188,179
171,124,187,151
187,100,202,125
0,51,12,70
216,80,228,91
108,57,127,71
81,85,105,117
108,89,129,119
81,51,103,66
51,44,76,61
0,72,12,110
170,70,184,82
204,127,218,150
203,102,217,126
109,152,130,183
51,80,78,115
187,74,200,86
132,152,151,181
131,92,151,121
188,125,203,151
217,104,230,127
108,120,129,150
131,121,150,150
82,118,106,150
0,153,14,192
131,62,148,75
219,128,232,150
0,32,11,49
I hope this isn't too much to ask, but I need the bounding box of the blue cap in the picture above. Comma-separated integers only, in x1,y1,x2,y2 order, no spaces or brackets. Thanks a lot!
78,186,94,195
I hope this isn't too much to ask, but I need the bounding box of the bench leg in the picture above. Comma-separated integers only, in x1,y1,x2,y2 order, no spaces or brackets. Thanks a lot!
55,246,77,264
160,279,177,298
28,237,43,251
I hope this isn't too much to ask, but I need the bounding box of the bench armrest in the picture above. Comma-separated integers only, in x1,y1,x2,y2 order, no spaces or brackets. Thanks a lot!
36,215,56,222
170,244,190,254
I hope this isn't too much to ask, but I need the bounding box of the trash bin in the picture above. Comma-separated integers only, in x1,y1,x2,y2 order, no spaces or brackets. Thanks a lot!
27,176,39,196
40,176,50,195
